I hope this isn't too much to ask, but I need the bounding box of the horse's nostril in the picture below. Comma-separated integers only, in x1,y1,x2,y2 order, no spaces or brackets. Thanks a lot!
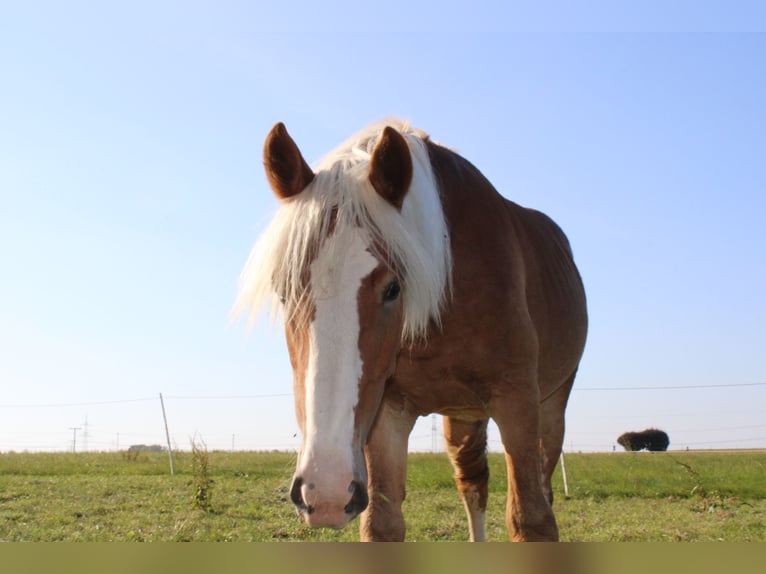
290,476,314,515
344,480,369,515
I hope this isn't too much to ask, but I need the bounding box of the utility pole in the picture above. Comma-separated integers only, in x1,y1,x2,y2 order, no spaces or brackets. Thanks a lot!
559,452,570,498
69,427,82,453
82,416,89,452
431,415,437,453
159,393,175,475
231,434,235,452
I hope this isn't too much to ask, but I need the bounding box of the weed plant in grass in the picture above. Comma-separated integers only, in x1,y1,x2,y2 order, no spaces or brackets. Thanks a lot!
191,441,214,513
0,450,763,541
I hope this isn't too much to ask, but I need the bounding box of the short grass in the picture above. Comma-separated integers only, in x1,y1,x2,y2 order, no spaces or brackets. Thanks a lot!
0,450,763,541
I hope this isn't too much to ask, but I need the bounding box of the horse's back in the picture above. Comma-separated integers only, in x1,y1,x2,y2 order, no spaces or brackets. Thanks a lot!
425,140,587,396
507,202,588,393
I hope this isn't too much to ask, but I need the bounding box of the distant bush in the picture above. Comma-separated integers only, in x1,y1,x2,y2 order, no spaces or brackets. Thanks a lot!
617,429,670,452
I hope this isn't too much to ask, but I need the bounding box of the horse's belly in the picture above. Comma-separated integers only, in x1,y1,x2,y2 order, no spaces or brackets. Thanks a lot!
387,376,492,420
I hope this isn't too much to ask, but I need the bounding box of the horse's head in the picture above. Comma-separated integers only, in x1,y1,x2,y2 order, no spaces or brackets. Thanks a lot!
263,122,414,528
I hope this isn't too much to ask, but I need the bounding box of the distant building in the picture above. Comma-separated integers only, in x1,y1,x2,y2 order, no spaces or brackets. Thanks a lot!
127,444,166,453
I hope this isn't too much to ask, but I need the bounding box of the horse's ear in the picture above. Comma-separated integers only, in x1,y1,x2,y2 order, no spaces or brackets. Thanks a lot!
263,122,315,200
369,126,413,210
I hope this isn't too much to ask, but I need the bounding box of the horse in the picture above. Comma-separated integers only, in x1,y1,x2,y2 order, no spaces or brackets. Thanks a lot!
234,120,587,541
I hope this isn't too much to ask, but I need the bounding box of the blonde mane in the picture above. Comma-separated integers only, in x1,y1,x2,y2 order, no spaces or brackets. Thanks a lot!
233,120,452,344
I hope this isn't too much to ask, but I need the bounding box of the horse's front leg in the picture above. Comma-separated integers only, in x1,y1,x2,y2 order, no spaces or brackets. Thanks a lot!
359,397,416,541
491,370,559,541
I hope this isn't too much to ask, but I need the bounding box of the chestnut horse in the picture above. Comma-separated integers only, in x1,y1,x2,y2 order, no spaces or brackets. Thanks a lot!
235,120,587,541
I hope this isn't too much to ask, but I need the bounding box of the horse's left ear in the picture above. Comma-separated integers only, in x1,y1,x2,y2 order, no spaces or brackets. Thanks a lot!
369,126,413,210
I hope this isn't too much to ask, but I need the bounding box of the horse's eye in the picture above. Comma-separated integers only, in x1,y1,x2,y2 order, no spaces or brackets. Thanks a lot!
382,279,401,303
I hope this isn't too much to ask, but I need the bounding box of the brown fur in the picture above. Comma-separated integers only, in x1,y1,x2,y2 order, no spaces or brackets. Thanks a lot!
261,124,587,541
358,141,587,541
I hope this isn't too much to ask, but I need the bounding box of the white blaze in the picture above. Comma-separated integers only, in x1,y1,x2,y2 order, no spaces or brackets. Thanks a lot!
300,228,377,470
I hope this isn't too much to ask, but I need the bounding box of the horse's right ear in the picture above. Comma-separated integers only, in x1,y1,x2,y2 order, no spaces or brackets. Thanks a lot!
263,122,315,200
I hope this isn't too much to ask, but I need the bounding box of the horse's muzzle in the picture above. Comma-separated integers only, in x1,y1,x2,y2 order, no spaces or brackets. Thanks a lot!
290,475,369,528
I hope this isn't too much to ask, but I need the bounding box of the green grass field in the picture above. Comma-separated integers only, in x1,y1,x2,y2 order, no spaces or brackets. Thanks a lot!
0,450,763,541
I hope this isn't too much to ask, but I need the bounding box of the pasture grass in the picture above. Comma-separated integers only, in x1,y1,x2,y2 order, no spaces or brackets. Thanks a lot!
0,450,763,542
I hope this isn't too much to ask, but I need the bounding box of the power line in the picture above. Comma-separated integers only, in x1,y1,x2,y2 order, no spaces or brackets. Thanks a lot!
164,393,292,400
675,436,766,446
0,397,157,408
574,382,766,391
1,386,764,452
2,383,760,409
672,424,766,433
0,394,292,408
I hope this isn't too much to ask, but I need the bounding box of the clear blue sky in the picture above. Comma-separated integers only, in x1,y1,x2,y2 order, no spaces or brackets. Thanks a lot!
1,2,764,453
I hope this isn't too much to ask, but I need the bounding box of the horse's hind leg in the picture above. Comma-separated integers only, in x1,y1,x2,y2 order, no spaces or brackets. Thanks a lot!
491,378,558,541
443,417,490,542
539,371,577,505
